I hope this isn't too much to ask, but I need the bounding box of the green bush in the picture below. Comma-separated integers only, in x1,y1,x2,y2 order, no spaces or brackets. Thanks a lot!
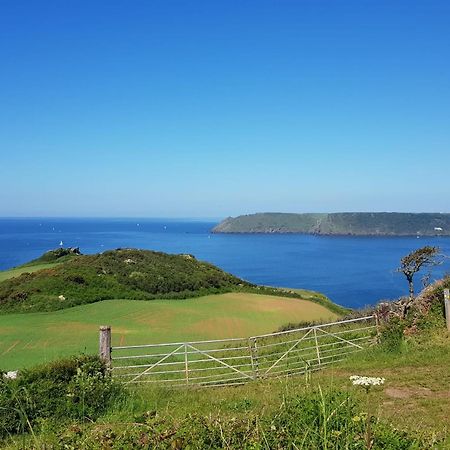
379,317,405,352
413,276,450,331
0,355,123,438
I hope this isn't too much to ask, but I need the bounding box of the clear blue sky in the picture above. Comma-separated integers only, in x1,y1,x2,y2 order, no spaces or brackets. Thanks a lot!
1,0,449,218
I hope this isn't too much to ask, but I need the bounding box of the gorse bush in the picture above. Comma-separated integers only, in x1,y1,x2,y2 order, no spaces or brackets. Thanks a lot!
0,355,123,438
23,247,81,266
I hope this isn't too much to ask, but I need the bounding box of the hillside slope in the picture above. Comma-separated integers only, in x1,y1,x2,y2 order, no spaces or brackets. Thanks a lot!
0,248,250,312
213,212,450,235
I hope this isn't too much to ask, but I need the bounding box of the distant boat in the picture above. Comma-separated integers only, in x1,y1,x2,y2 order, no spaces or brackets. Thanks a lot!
59,240,63,246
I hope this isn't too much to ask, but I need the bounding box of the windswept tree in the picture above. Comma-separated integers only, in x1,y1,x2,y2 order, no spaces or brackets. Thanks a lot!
397,246,442,317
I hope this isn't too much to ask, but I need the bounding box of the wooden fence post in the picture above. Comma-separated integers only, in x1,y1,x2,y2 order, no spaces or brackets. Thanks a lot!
99,326,112,367
444,289,450,332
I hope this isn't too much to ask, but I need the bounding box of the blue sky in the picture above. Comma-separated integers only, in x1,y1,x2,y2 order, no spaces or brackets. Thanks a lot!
1,0,449,217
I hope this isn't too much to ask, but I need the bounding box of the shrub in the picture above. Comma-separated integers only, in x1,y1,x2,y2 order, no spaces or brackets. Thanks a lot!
0,355,123,438
378,317,405,352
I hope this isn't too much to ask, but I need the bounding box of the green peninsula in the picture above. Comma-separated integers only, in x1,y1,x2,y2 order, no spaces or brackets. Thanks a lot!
212,212,450,236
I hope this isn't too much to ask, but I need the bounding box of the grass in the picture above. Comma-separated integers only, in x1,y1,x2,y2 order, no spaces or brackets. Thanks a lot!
333,329,450,440
4,331,447,449
1,300,448,448
104,328,450,446
0,263,60,283
1,250,448,447
280,287,349,315
0,292,338,370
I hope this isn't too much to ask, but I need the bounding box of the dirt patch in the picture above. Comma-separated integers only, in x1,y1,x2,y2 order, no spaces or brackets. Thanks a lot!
385,386,450,399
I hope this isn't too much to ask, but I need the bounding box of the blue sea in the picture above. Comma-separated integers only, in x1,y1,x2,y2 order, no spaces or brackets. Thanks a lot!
1,218,449,309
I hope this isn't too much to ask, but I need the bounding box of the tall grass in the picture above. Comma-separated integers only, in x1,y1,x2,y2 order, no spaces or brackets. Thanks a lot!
2,375,435,449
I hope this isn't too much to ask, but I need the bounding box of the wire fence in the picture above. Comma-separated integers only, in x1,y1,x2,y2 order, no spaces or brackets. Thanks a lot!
110,316,377,388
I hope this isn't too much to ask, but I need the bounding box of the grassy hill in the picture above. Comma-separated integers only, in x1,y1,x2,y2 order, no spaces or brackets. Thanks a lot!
0,248,343,369
0,248,252,312
0,248,347,315
213,212,450,235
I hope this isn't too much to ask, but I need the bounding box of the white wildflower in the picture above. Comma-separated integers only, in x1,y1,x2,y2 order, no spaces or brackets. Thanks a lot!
350,375,385,387
4,371,18,380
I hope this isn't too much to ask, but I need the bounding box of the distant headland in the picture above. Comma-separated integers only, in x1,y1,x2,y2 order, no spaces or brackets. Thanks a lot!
212,212,450,236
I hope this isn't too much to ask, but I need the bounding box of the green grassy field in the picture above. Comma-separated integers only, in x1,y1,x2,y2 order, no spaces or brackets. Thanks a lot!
0,292,337,370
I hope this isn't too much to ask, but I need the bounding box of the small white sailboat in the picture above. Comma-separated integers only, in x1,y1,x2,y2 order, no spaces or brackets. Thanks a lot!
59,240,63,246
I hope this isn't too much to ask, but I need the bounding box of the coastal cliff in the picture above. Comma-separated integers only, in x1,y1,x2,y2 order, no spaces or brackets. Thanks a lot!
212,212,450,236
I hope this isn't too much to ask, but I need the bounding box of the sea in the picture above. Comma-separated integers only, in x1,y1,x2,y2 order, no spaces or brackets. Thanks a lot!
1,218,449,309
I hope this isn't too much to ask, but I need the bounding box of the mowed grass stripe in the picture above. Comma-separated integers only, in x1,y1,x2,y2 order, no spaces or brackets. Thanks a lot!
0,293,337,370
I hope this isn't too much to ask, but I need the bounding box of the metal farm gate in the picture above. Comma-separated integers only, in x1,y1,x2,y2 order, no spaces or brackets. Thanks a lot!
100,316,377,388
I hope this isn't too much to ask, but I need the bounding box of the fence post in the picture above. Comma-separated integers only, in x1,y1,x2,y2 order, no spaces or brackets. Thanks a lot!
249,338,259,380
444,289,450,332
313,327,321,366
99,326,112,368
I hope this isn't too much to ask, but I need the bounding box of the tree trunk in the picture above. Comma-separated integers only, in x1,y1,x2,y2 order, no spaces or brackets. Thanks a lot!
407,277,414,300
402,276,415,319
